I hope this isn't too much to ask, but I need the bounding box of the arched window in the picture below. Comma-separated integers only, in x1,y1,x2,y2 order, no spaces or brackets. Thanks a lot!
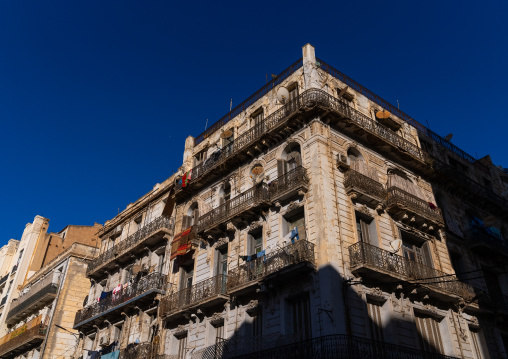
182,203,199,229
278,143,302,177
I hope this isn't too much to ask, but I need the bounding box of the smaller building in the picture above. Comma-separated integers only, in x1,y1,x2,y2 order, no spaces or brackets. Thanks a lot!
0,217,101,359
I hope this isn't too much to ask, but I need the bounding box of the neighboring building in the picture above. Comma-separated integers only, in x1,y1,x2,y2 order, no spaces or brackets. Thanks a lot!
72,182,175,359
0,240,20,320
0,216,101,359
74,44,508,359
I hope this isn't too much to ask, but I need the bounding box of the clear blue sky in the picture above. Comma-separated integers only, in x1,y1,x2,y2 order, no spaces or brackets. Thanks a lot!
1,1,507,242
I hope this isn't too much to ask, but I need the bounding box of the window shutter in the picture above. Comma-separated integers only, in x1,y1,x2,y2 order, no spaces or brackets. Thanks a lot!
360,220,370,244
193,208,200,226
277,160,285,177
294,152,302,167
182,215,190,229
422,242,433,267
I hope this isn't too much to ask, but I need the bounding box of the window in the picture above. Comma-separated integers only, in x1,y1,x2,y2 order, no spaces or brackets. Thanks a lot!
287,293,311,339
278,143,302,177
367,300,384,342
216,246,228,277
400,231,433,266
414,313,444,354
283,208,306,242
16,249,23,267
134,216,143,231
355,212,377,245
248,229,263,256
219,182,231,206
176,335,187,359
251,108,264,128
450,252,466,281
470,328,489,359
448,156,469,174
194,149,208,168
182,203,199,229
181,264,194,290
252,310,263,337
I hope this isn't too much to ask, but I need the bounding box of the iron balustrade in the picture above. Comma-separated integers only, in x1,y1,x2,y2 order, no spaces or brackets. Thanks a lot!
160,275,227,318
197,167,308,233
198,333,458,359
344,168,386,201
0,316,47,357
74,272,167,328
0,297,6,307
268,166,309,201
316,58,489,173
0,274,8,286
386,186,444,225
120,343,153,359
466,227,508,255
11,264,18,273
179,89,431,195
87,216,173,275
349,242,475,301
198,186,269,233
194,58,303,145
7,274,59,321
227,240,315,292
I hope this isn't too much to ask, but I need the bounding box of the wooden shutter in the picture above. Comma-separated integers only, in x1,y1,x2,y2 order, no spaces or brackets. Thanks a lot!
360,220,371,244
193,208,199,226
422,242,434,267
181,215,190,229
277,160,285,177
415,314,444,354
367,301,384,342
161,189,175,218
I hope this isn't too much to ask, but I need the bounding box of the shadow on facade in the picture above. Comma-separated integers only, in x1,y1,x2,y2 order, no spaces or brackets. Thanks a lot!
162,263,496,359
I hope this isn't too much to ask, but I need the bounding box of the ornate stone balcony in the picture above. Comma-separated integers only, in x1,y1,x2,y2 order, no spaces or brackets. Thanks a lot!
227,240,315,295
159,274,228,321
6,274,60,324
343,168,386,207
201,333,458,359
87,216,173,278
385,186,444,230
176,89,430,201
0,316,47,358
466,227,508,257
349,242,475,302
197,186,270,235
73,272,167,332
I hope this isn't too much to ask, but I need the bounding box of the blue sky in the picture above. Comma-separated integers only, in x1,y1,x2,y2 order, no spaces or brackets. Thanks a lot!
1,1,507,242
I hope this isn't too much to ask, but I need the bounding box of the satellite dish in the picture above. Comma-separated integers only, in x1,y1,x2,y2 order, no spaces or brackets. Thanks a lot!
277,87,290,104
220,129,233,139
376,110,391,120
390,239,402,253
444,133,453,141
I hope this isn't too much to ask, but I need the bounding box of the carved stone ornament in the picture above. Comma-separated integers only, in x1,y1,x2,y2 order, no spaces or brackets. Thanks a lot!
247,220,263,233
366,287,386,302
468,317,480,330
245,300,261,316
283,201,303,216
174,325,188,338
355,204,370,216
215,237,229,248
415,304,441,320
209,312,225,327
226,222,236,232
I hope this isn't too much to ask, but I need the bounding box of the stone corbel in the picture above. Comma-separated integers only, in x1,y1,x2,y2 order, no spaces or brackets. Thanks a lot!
226,222,236,232
209,312,225,327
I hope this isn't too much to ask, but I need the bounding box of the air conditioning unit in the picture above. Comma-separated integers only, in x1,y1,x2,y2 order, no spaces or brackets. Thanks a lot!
337,154,350,172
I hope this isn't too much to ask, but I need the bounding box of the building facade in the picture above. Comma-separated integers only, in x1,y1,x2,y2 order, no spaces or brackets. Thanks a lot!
74,44,508,359
0,217,101,359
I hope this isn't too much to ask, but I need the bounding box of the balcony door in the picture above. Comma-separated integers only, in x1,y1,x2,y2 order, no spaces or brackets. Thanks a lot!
414,312,444,354
278,143,302,178
287,293,311,340
401,231,433,267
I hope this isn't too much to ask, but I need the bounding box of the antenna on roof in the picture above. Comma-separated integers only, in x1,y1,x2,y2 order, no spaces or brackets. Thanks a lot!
397,100,400,109
205,119,208,131
230,99,233,112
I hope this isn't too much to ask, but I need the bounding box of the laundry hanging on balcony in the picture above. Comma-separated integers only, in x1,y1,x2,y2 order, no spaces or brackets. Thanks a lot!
179,170,192,188
290,226,299,243
240,249,266,262
170,226,195,259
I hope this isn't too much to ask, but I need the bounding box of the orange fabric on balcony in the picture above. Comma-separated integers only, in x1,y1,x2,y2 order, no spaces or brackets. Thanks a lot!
170,226,195,260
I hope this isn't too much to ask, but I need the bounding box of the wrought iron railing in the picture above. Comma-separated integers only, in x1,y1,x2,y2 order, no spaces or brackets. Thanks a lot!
0,297,6,307
194,58,303,145
317,58,488,173
0,274,8,286
344,168,386,201
160,275,227,318
386,186,444,225
198,186,269,233
227,240,314,292
197,333,458,359
268,166,309,200
11,264,18,273
466,227,508,254
181,89,431,193
120,343,153,359
349,242,475,301
0,316,47,356
7,274,59,320
87,216,173,275
74,272,166,327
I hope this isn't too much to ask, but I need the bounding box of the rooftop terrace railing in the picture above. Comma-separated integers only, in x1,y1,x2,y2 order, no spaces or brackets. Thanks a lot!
349,241,475,301
87,216,173,275
194,58,303,145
